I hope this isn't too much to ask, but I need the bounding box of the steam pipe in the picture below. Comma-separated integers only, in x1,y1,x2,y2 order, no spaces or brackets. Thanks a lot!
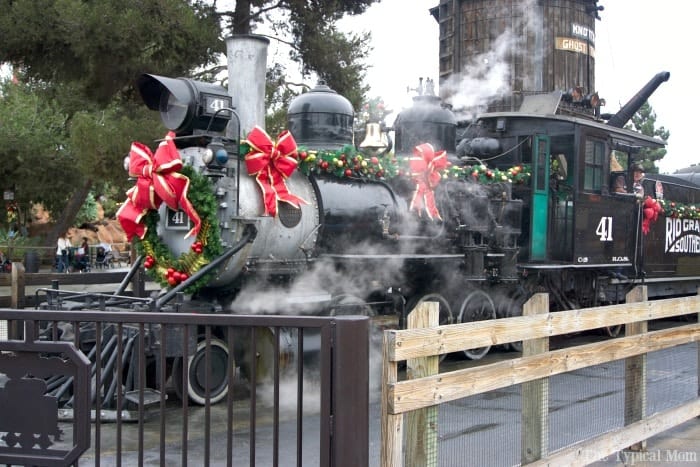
606,71,670,128
154,224,257,309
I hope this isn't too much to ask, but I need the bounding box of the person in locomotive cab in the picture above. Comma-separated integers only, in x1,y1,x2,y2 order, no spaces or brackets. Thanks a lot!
631,163,645,198
612,174,627,193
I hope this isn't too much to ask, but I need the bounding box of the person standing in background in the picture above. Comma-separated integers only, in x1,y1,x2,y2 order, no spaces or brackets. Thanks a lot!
76,236,90,272
56,232,71,273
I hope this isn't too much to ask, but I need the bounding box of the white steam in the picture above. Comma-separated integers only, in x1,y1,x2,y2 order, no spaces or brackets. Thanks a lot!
442,30,517,115
441,0,541,120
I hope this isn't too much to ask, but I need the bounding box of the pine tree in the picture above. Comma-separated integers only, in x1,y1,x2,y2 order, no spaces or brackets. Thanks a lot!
626,101,670,174
223,0,375,110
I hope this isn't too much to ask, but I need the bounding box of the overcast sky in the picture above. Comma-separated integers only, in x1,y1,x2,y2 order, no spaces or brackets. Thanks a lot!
340,0,692,174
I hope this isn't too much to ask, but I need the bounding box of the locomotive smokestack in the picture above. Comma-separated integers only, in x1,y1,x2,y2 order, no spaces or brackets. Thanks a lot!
606,71,670,128
225,35,270,139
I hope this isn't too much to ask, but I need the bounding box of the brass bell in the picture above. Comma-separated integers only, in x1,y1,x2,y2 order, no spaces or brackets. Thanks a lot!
359,123,388,155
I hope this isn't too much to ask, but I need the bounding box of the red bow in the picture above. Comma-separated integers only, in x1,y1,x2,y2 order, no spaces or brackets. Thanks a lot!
409,143,448,220
117,132,201,241
244,126,307,216
642,196,663,235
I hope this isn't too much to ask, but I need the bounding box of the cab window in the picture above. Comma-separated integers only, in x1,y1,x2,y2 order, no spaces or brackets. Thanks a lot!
584,140,605,192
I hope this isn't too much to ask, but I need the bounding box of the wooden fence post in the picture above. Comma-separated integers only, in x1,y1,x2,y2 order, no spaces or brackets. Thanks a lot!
405,301,439,467
381,329,403,466
9,262,25,340
521,293,550,464
624,285,648,451
10,261,25,309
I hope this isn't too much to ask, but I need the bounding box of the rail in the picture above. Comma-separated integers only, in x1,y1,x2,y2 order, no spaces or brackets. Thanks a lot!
0,262,151,308
381,287,700,466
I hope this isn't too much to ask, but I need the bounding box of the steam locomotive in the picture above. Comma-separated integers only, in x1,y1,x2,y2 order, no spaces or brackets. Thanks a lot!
41,58,700,405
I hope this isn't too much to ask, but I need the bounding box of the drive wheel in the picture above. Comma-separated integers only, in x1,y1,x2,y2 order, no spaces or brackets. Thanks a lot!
172,338,232,405
500,288,528,352
458,290,496,360
239,327,295,385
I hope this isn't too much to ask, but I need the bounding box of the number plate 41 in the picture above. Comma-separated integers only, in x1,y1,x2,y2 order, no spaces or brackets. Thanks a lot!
596,216,613,241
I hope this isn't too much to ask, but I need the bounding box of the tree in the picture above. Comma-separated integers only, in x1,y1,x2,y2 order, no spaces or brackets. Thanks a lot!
223,0,375,109
0,0,222,245
265,62,306,135
626,101,669,174
0,79,74,226
0,0,222,105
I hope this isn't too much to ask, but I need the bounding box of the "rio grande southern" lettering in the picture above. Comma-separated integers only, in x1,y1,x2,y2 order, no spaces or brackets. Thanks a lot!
665,218,700,253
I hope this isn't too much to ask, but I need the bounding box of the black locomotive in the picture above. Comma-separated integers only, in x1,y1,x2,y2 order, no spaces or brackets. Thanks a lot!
40,67,700,406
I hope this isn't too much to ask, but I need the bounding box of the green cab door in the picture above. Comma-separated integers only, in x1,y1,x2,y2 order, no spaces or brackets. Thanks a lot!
530,135,550,260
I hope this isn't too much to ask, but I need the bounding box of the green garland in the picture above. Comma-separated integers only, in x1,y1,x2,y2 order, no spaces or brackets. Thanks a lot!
658,199,700,220
292,143,532,185
135,165,223,293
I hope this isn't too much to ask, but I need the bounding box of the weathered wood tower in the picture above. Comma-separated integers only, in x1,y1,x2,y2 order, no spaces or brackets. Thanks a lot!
432,0,602,113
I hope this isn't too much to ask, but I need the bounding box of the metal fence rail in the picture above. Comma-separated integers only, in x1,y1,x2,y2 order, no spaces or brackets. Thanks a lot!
0,309,369,466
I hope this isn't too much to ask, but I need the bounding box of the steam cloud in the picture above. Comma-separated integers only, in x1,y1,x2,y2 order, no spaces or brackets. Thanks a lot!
442,0,540,120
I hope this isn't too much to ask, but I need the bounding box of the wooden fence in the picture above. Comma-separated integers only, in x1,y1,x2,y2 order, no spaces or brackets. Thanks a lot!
381,287,700,466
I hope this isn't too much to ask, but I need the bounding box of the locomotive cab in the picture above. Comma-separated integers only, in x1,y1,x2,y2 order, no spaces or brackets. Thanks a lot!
455,74,690,308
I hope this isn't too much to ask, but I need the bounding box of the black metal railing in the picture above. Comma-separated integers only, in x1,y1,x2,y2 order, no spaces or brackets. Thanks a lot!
0,309,370,466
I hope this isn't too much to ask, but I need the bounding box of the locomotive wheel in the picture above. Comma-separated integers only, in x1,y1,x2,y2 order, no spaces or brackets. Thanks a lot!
172,338,232,405
239,327,295,385
406,293,454,362
458,290,496,360
499,288,528,353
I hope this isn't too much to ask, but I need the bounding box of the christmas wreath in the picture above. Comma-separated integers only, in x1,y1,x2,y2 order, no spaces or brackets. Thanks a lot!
118,133,222,293
136,165,223,293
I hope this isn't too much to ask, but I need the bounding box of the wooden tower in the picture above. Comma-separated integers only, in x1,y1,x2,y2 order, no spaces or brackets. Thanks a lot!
432,0,602,113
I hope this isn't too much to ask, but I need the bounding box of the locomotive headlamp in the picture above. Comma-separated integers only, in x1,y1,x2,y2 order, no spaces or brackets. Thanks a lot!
137,74,233,136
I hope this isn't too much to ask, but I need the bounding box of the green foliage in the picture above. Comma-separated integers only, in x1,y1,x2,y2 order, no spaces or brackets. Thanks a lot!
0,228,40,261
75,192,99,225
228,0,376,110
288,18,371,109
99,196,121,219
265,63,304,135
0,78,77,218
626,101,669,174
0,0,222,105
0,0,216,231
68,103,165,189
